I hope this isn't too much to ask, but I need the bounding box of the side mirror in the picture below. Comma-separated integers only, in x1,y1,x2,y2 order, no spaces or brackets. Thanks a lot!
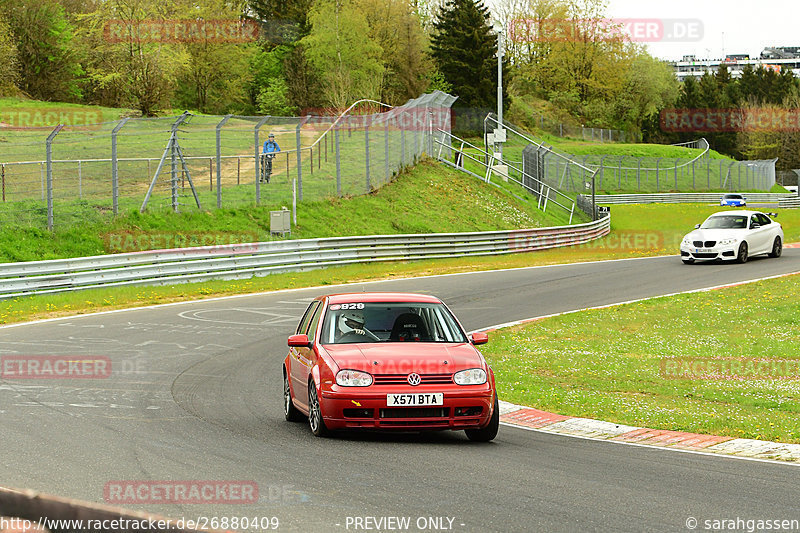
751,223,760,229
288,334,311,347
471,332,489,345
695,224,700,229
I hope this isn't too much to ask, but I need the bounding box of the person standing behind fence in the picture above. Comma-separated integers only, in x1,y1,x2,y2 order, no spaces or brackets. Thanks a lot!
261,133,281,183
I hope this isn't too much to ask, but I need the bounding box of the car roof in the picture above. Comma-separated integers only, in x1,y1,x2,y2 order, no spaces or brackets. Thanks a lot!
708,210,761,217
322,292,443,304
722,193,743,197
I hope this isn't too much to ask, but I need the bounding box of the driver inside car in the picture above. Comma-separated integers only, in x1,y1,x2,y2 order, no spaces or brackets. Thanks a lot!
336,311,382,342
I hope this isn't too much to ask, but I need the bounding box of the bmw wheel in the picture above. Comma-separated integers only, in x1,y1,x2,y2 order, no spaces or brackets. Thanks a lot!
283,370,304,422
465,395,500,442
308,381,330,437
736,242,748,264
769,236,782,258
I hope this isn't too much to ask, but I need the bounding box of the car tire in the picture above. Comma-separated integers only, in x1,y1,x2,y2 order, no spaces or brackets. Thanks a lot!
769,236,782,258
736,242,748,264
283,369,304,422
465,395,500,442
308,380,331,437
682,258,694,265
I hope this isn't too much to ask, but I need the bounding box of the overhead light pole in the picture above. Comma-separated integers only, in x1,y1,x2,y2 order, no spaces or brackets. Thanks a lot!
495,23,505,161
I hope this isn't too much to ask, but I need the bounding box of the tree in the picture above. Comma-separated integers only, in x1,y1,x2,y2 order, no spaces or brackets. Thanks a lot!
171,0,256,114
78,0,188,115
612,50,679,133
0,12,18,96
0,0,83,101
300,0,384,109
430,0,498,109
357,0,432,104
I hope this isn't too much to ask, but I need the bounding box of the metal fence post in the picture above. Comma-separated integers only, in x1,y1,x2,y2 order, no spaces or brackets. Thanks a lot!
384,119,390,184
216,114,232,208
254,116,269,204
365,115,371,192
656,158,661,191
400,114,406,166
46,125,64,230
674,158,678,189
111,118,129,215
335,123,341,196
296,116,309,202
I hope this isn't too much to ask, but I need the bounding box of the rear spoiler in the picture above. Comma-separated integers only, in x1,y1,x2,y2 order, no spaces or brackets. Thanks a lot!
766,212,778,218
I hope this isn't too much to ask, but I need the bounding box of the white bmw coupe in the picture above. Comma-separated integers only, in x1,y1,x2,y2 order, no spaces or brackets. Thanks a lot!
680,211,783,264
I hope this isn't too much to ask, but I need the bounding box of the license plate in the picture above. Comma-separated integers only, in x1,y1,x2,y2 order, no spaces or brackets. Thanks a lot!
695,248,712,253
387,393,444,406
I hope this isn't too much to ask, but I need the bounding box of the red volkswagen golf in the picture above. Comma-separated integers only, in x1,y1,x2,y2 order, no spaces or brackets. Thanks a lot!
283,292,499,441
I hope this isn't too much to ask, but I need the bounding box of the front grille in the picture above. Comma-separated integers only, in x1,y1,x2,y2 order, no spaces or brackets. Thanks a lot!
373,374,453,385
693,241,717,248
380,407,449,418
704,241,716,247
693,253,718,258
693,241,703,247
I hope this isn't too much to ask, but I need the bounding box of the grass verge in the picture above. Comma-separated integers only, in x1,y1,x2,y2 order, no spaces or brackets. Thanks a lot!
2,203,799,326
481,273,800,444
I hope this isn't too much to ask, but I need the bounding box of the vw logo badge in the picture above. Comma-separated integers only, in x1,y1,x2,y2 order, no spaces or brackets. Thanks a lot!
407,373,421,386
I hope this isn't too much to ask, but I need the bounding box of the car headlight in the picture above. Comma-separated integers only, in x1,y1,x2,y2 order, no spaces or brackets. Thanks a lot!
454,368,487,385
335,370,373,387
718,238,737,246
682,236,694,245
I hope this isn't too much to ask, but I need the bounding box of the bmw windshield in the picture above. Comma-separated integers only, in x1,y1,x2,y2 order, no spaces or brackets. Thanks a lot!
700,215,748,229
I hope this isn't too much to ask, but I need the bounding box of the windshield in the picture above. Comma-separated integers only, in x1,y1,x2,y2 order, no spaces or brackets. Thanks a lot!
700,215,748,229
723,194,742,199
320,302,468,344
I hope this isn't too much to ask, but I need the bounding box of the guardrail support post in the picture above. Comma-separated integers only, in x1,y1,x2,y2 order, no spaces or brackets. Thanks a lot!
45,124,64,231
216,114,232,208
254,116,269,204
111,118,129,215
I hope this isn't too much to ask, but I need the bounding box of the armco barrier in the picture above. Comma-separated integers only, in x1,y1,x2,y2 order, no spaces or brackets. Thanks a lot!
0,485,224,533
584,192,796,205
0,218,610,299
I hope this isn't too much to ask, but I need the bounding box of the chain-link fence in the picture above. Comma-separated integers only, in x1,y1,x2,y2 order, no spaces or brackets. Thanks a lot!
0,91,457,229
526,110,634,143
489,118,778,193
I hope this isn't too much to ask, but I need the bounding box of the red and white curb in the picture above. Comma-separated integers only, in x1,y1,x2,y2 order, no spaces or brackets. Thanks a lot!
498,401,800,462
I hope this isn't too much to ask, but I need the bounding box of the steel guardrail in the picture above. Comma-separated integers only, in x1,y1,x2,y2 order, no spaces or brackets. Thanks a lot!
584,193,797,205
0,218,611,299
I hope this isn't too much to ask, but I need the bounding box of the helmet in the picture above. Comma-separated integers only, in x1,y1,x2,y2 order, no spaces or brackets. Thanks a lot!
268,133,275,139
339,311,365,334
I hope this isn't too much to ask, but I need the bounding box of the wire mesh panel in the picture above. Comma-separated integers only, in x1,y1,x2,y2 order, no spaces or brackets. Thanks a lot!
0,91,457,229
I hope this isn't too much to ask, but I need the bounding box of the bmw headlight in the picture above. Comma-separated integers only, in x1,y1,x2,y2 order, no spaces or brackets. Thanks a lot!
718,238,737,246
682,236,694,245
335,370,373,387
454,368,487,385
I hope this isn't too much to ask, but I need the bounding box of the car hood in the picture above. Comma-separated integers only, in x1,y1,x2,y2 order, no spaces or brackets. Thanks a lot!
323,343,483,374
684,228,747,241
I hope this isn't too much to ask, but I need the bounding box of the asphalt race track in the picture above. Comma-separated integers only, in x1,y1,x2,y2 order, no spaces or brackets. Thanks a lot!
2,252,800,532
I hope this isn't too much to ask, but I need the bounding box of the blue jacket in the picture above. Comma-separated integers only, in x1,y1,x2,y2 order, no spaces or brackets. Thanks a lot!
263,140,281,153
